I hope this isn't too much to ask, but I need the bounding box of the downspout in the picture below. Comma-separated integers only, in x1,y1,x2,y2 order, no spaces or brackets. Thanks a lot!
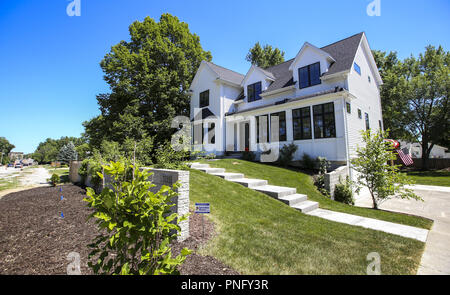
342,96,352,181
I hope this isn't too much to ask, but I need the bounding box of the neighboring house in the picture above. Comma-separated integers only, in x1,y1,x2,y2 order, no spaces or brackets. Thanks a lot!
399,141,450,159
189,32,383,172
8,152,24,161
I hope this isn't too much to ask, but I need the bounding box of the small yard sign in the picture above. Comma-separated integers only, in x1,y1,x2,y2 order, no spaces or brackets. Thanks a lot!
195,203,210,214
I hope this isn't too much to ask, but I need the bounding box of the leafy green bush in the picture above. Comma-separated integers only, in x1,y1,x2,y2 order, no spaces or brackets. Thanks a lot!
50,174,60,186
334,177,354,205
154,142,188,170
301,153,315,170
241,151,256,161
83,161,191,275
316,156,330,174
278,143,298,167
79,158,103,189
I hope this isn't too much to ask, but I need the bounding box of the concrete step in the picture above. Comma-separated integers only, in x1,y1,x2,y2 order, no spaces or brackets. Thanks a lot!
189,163,210,169
253,185,296,198
292,201,319,213
198,167,226,174
211,172,245,180
229,178,268,188
278,194,308,206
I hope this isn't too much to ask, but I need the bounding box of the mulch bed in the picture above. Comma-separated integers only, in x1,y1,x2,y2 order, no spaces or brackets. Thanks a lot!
0,184,238,275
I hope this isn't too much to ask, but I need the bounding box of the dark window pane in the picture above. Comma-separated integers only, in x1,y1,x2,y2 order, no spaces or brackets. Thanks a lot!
299,67,309,89
208,123,215,144
310,62,321,86
358,109,362,119
199,90,209,108
254,82,262,100
346,102,351,114
247,85,254,102
270,112,286,142
365,113,370,130
313,103,335,139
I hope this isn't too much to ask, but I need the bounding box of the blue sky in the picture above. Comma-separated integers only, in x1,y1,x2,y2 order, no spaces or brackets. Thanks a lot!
0,0,449,154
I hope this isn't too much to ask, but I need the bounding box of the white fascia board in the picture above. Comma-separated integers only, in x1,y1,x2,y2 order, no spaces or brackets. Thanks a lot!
355,33,383,86
288,42,336,71
321,70,350,81
260,85,296,98
214,77,242,89
240,65,275,87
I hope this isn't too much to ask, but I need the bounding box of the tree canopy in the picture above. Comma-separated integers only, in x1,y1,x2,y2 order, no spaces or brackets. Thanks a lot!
373,45,449,169
83,14,212,154
245,42,285,68
32,136,86,163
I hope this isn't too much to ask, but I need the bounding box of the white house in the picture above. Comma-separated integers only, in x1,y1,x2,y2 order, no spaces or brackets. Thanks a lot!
189,32,383,171
399,141,450,159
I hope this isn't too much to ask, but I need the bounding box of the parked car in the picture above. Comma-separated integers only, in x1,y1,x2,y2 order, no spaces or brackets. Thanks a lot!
7,163,13,167
14,163,22,169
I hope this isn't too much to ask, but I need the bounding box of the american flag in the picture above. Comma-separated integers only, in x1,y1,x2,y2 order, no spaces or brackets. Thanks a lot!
396,149,414,166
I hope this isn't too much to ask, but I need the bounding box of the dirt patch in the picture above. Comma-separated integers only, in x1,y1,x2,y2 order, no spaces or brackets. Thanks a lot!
0,184,238,275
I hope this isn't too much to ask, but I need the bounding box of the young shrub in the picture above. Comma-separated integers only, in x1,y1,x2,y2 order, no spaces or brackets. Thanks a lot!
79,158,103,190
278,143,298,167
83,161,192,275
352,130,421,209
301,153,315,170
50,173,60,186
334,177,354,205
316,157,331,174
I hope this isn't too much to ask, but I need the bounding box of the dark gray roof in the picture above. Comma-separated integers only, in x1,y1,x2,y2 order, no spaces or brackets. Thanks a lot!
226,87,345,116
191,108,217,122
263,59,296,93
203,32,364,98
204,61,245,85
261,32,364,94
321,32,364,77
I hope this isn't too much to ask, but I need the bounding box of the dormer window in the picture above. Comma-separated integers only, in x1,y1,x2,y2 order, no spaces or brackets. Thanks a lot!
298,62,321,89
247,81,262,102
199,90,209,108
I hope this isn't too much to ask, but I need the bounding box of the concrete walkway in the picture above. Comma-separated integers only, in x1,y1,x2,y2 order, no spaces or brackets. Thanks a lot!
307,208,428,242
355,186,450,275
190,162,429,243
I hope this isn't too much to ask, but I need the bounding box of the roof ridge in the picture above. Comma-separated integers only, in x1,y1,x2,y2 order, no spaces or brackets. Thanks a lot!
320,32,364,49
263,58,295,70
204,60,245,77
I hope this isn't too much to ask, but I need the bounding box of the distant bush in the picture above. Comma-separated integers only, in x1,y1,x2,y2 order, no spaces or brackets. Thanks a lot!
241,151,256,162
334,177,354,205
278,143,298,167
301,153,315,170
50,174,60,186
154,142,188,170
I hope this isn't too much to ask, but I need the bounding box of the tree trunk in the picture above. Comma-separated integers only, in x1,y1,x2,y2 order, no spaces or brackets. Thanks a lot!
421,141,429,171
370,192,378,210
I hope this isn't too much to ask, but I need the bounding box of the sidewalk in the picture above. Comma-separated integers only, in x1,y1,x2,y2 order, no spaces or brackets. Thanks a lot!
355,187,450,275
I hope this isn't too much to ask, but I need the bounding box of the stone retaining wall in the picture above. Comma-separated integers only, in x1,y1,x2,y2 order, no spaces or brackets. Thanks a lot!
69,162,189,242
324,166,349,199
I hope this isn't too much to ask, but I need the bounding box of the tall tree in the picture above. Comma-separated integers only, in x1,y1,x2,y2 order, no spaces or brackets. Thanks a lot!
402,46,450,169
246,42,285,68
373,46,449,169
0,137,15,164
57,142,78,164
83,14,212,151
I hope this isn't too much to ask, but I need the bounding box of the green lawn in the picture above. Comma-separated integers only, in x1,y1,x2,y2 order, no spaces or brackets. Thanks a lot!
189,167,426,274
201,159,432,230
44,166,70,183
404,170,450,187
